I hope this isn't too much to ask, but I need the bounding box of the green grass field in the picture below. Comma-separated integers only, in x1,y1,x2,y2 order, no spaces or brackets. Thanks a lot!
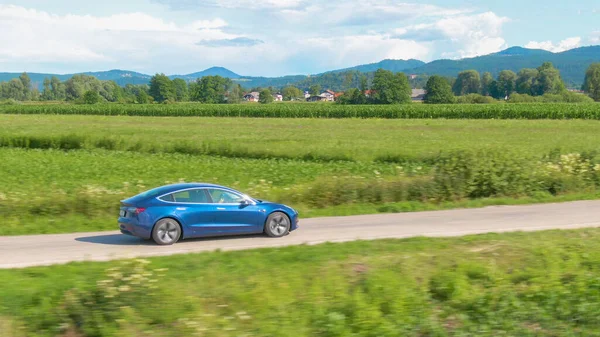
2,114,600,235
2,229,600,336
3,114,600,162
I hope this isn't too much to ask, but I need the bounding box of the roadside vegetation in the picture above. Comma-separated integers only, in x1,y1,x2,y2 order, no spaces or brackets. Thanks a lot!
2,229,600,336
2,115,600,235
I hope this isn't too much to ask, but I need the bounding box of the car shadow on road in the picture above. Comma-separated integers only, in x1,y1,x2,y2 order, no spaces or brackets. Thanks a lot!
75,233,269,246
75,234,154,246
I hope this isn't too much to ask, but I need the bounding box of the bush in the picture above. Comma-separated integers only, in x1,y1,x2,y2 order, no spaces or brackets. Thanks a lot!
82,90,101,104
455,94,497,104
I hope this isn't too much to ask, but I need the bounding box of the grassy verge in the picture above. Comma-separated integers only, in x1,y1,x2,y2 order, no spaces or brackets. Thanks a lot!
1,147,600,235
2,115,600,162
2,229,600,336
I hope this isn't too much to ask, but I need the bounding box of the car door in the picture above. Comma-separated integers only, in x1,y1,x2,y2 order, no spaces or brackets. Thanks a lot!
207,188,265,234
161,189,217,237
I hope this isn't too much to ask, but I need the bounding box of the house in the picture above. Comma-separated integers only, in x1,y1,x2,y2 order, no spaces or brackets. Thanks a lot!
322,90,336,102
273,93,283,101
243,92,260,102
334,92,344,100
409,74,418,80
411,89,426,101
306,95,328,102
304,91,311,99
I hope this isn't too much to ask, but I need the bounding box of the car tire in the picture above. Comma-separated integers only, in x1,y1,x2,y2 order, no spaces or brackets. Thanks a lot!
152,218,181,245
264,212,291,238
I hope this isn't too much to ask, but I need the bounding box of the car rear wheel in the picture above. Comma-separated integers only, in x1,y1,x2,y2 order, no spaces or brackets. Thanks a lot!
152,218,181,245
264,212,290,238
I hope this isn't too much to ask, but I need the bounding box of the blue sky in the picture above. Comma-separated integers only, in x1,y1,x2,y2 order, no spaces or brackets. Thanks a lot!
0,0,598,76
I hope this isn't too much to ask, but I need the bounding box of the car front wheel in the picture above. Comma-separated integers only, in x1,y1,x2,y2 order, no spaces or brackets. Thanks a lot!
264,212,290,238
152,218,181,245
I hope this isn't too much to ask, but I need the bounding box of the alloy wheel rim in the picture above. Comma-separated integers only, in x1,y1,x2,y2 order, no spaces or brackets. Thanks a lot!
157,221,178,243
269,215,289,235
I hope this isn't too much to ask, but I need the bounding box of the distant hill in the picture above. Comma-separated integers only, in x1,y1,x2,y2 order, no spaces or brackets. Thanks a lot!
2,45,600,90
324,59,426,74
405,46,600,87
170,67,241,81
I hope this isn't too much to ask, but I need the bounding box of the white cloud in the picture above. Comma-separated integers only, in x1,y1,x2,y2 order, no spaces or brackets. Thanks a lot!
590,31,600,44
525,37,582,53
395,12,509,58
0,4,245,68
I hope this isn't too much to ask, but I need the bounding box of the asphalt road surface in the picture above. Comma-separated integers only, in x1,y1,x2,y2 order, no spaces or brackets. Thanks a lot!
2,200,600,269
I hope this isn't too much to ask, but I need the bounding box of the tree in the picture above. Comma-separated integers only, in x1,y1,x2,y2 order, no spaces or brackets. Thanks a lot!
583,63,600,101
1,79,25,100
149,73,175,103
359,74,368,95
190,75,231,103
516,69,538,95
452,70,481,96
228,84,243,104
496,70,517,98
309,84,321,96
424,75,455,104
83,90,101,104
64,74,103,101
259,88,274,104
136,90,150,104
532,62,565,96
19,73,31,100
481,72,493,96
371,69,411,104
282,86,302,101
172,78,189,102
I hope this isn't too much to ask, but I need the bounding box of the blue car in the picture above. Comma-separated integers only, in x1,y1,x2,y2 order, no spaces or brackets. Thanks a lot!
118,183,299,245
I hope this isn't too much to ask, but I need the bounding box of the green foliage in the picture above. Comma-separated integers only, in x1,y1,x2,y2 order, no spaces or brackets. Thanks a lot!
189,75,231,104
516,68,539,94
309,84,321,96
136,90,150,104
371,69,411,104
258,88,274,104
481,72,493,96
508,92,594,103
455,93,496,104
336,88,367,105
533,62,566,96
4,102,600,119
5,229,600,336
149,73,175,103
282,86,302,101
424,75,455,104
496,70,518,98
171,78,189,102
452,70,481,96
82,90,101,104
583,63,600,101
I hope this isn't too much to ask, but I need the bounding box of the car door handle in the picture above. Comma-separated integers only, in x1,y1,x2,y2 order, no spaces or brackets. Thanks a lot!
217,207,226,210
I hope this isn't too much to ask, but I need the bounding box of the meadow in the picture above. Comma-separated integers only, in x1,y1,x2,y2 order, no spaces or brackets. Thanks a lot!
2,114,600,235
2,228,600,336
2,102,600,119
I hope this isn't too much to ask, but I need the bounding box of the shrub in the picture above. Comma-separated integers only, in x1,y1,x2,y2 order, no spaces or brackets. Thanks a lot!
455,94,496,104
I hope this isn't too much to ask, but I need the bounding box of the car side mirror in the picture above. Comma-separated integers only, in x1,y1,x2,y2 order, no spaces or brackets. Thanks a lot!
240,199,250,205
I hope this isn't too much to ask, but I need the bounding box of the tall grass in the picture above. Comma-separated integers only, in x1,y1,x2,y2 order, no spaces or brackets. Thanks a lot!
3,229,600,336
2,103,600,119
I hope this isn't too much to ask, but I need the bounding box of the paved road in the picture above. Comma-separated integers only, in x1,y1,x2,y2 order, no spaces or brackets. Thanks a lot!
2,200,600,269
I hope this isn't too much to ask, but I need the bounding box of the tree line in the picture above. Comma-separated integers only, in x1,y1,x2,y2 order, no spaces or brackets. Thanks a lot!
1,62,600,104
423,62,600,104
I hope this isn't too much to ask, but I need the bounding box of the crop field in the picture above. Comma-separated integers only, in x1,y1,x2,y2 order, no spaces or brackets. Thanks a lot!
1,102,600,119
2,114,600,235
3,114,600,162
2,229,600,336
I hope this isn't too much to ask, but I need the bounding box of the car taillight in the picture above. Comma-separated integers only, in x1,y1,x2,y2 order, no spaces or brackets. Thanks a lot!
135,207,146,214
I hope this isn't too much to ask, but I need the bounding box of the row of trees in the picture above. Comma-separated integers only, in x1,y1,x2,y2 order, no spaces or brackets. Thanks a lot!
424,62,600,103
1,62,599,104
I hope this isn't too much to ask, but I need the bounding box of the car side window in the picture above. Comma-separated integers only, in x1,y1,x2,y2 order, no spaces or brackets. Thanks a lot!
207,189,245,204
161,189,210,203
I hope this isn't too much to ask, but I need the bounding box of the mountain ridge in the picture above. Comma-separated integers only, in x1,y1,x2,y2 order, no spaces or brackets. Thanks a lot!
2,45,599,90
